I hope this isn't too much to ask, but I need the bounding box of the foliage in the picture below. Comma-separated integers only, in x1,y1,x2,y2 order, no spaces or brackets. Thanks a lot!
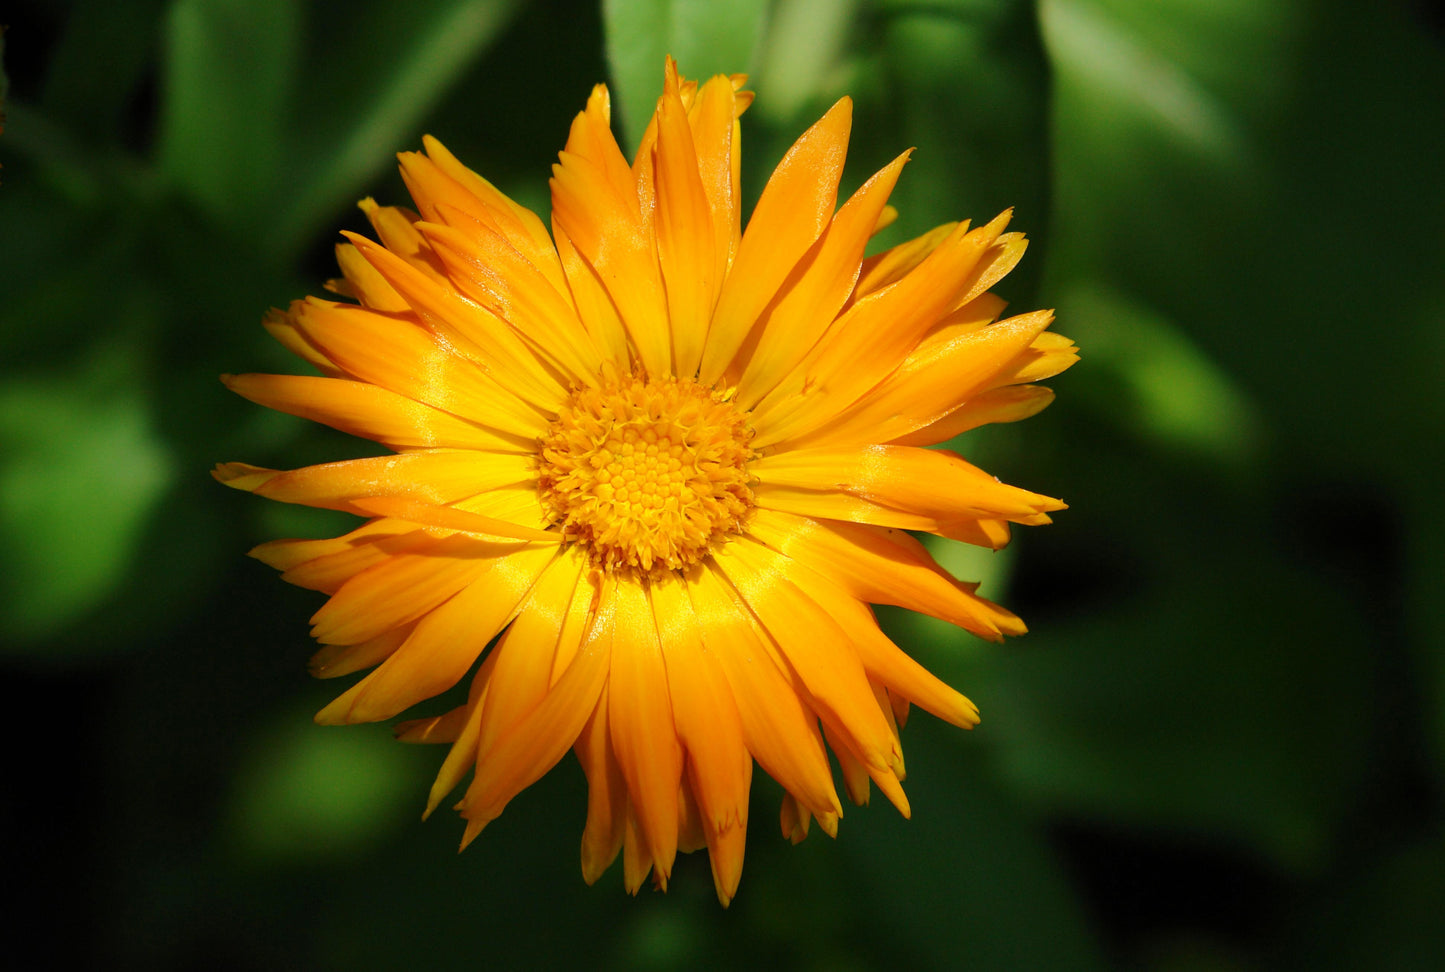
2,0,1442,968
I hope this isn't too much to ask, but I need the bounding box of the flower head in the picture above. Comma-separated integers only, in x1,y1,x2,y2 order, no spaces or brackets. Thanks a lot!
216,59,1077,905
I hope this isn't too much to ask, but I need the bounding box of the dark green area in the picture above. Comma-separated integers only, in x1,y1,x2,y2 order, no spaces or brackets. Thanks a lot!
2,0,1441,968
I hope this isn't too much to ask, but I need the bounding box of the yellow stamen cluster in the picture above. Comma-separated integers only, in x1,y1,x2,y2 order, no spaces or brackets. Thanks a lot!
538,372,756,575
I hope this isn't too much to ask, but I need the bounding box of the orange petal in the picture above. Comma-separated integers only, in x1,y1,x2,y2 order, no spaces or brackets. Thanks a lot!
247,518,428,573
550,150,671,378
576,680,628,885
745,509,1022,642
340,233,567,411
334,242,409,312
262,304,343,376
851,221,958,303
652,72,719,378
606,581,683,887
713,541,904,784
553,217,631,364
734,150,910,408
308,625,411,680
416,216,602,385
351,495,558,544
419,135,570,298
212,449,534,515
290,297,549,439
419,648,500,817
356,199,447,279
313,544,557,724
222,373,527,452
786,309,1058,449
699,98,853,385
752,444,1066,524
307,533,516,647
686,73,746,284
689,564,843,821
454,570,610,830
472,550,587,762
795,577,982,730
751,212,1021,447
891,384,1056,446
650,578,752,905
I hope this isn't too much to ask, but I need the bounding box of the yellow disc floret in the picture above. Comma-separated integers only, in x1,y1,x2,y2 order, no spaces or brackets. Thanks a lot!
538,371,756,575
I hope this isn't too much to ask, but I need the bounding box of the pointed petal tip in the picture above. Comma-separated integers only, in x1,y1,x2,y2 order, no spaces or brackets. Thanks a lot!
459,816,487,851
312,697,353,726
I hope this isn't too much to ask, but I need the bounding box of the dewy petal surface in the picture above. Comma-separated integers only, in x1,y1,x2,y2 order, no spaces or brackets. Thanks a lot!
218,59,1076,906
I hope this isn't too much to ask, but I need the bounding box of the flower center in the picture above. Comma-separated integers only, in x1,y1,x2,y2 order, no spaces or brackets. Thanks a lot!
538,372,756,574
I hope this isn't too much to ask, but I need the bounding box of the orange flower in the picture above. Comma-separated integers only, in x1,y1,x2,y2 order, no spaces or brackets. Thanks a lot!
216,59,1076,905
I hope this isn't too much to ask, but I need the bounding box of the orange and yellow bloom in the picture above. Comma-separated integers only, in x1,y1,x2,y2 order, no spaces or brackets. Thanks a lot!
216,60,1076,905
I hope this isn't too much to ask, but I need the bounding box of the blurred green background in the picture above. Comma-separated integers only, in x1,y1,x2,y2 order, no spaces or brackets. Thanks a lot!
3,0,1443,968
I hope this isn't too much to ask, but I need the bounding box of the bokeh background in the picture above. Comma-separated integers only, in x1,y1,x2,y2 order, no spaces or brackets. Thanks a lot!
3,0,1443,968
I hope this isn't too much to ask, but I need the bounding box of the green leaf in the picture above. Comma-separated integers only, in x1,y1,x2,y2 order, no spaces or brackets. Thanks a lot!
0,342,175,647
978,525,1372,870
1061,284,1263,469
41,0,168,142
603,0,770,150
225,710,420,864
846,731,1109,971
871,0,1052,292
275,0,525,258
749,0,859,125
158,0,301,227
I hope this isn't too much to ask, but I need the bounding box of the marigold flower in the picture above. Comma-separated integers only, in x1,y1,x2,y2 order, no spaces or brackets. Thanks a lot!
216,59,1077,905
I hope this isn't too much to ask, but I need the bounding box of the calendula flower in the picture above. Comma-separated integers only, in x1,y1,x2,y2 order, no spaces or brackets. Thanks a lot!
215,59,1076,905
